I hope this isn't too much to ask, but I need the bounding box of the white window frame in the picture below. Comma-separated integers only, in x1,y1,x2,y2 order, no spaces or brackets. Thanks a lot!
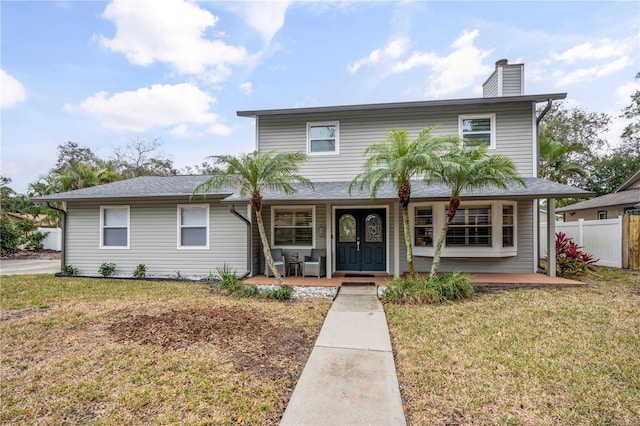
271,206,316,249
409,200,517,257
100,205,130,249
459,114,496,149
307,121,339,155
597,211,608,220
177,204,210,250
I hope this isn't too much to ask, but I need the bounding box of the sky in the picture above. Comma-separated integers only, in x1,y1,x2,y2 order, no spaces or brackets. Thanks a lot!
2,0,639,194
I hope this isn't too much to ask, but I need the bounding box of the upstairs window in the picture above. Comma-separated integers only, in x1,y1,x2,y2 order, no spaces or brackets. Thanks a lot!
459,114,496,149
178,205,209,249
307,122,339,154
101,206,129,249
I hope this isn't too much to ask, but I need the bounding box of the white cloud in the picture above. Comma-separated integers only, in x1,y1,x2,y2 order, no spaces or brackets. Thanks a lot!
77,83,229,136
98,0,258,82
1,69,27,109
552,56,632,87
230,1,292,45
551,40,628,64
239,81,253,95
392,29,493,98
347,37,410,74
615,79,640,107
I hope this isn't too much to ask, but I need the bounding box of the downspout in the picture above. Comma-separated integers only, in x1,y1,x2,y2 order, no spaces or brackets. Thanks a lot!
229,205,252,279
536,99,554,272
47,202,66,272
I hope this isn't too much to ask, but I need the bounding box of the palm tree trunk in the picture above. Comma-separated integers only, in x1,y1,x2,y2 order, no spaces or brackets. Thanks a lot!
255,208,285,287
430,214,452,280
401,205,415,277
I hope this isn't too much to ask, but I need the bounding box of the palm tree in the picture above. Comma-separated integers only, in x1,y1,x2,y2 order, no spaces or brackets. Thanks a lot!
350,127,446,276
539,135,587,185
192,151,312,287
425,141,525,280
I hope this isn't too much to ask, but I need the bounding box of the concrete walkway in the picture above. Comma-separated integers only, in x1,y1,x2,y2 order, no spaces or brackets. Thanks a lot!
281,285,406,425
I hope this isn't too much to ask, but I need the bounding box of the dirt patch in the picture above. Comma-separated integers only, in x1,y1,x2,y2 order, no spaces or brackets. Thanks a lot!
0,307,50,322
1,249,61,260
108,305,312,381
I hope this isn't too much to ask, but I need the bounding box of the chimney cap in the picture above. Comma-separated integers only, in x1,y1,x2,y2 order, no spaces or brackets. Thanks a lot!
495,59,508,68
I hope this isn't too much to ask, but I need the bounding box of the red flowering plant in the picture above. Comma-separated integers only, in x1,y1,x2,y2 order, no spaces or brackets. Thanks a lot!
555,232,599,276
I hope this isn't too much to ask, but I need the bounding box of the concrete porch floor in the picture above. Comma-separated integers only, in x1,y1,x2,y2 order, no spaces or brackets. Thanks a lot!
243,272,584,288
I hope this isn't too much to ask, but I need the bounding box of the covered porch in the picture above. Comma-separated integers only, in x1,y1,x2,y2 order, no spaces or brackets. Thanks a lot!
243,272,584,289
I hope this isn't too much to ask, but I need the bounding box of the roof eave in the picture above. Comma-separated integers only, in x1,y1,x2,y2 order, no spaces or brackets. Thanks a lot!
237,93,568,117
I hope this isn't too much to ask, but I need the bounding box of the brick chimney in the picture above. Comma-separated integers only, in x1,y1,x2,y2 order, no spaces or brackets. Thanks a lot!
483,59,524,97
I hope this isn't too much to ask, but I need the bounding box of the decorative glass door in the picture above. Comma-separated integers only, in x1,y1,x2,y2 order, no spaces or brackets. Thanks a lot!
335,209,386,271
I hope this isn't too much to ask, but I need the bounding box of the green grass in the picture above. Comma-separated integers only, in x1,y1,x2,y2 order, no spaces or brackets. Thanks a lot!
0,275,331,425
386,267,640,425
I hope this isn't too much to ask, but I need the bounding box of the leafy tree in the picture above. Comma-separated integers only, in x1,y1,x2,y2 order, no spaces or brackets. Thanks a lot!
620,72,640,149
425,141,525,279
182,161,220,175
53,141,100,173
1,176,41,217
349,127,446,276
538,102,611,187
110,138,177,178
192,151,312,287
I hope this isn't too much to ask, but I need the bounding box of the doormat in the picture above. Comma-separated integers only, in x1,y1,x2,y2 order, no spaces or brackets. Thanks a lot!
344,273,376,278
341,282,375,286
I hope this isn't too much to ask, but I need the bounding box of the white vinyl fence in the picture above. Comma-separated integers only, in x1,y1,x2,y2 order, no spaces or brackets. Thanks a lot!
38,227,62,252
540,217,622,268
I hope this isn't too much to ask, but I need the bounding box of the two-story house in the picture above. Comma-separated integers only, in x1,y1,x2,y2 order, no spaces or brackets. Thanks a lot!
36,60,591,279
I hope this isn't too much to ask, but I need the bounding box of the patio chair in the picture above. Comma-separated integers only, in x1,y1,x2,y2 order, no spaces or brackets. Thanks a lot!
265,248,286,277
303,249,326,278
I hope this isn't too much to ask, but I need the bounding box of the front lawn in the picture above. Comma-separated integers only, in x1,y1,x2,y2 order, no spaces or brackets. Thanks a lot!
386,268,640,425
0,275,330,425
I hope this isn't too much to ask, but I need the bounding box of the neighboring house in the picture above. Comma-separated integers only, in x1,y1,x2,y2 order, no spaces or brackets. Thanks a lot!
557,168,640,221
35,60,590,278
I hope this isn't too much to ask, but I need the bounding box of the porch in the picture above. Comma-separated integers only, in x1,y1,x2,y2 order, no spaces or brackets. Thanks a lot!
243,272,584,289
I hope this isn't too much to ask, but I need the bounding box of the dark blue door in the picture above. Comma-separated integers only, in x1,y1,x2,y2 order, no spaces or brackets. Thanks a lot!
336,209,386,272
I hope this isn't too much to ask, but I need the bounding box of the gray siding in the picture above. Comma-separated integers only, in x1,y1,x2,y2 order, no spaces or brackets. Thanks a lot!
66,200,248,277
483,72,499,97
503,66,524,96
257,103,536,181
407,201,535,274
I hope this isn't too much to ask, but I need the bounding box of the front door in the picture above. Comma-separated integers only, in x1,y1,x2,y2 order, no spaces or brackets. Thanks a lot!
335,209,386,272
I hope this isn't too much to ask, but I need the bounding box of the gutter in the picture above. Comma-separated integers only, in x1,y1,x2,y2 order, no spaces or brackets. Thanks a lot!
535,98,555,273
46,202,66,271
229,205,252,279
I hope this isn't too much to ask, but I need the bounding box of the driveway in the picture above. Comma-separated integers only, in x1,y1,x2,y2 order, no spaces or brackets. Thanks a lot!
0,259,60,275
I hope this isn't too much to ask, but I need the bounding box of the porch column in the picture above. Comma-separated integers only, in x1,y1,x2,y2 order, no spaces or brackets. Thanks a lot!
325,203,332,279
547,198,556,277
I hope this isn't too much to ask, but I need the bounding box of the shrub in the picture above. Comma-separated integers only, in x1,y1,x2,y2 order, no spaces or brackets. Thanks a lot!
98,262,117,277
262,285,293,300
555,232,599,276
24,230,48,251
61,265,78,276
0,215,22,255
382,272,473,304
133,264,147,278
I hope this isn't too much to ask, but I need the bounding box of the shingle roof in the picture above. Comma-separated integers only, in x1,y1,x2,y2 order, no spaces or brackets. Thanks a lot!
32,175,232,201
223,178,591,202
616,168,640,192
556,188,640,212
33,175,592,203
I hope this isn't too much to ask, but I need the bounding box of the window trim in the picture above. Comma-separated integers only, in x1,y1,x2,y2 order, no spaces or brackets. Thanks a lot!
409,200,517,257
100,205,130,249
597,210,608,220
271,205,316,249
177,204,210,250
307,121,339,155
459,113,496,149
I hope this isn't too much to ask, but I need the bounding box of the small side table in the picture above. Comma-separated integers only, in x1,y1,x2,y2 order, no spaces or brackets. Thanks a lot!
289,261,302,277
